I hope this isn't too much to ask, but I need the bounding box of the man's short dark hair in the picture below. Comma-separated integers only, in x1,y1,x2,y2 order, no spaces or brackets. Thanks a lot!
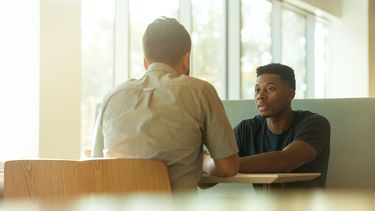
256,63,296,90
143,17,191,65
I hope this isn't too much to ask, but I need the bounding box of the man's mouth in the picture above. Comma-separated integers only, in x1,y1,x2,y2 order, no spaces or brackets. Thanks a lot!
257,103,268,112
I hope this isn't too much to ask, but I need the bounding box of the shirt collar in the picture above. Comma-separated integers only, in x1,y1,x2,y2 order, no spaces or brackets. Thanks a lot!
146,62,177,75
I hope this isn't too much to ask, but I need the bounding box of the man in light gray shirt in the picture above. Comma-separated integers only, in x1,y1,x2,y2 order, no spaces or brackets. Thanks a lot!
92,17,239,192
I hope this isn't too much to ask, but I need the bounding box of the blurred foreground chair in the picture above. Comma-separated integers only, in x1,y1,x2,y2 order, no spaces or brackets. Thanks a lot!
3,159,171,202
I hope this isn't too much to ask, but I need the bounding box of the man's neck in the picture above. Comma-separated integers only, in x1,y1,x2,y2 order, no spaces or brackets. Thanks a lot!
266,109,294,134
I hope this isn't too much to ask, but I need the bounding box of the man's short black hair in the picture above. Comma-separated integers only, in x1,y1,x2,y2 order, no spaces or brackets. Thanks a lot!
143,17,191,65
256,63,296,90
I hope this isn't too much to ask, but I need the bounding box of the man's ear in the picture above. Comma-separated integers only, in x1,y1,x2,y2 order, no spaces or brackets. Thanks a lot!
143,58,148,70
182,52,190,70
288,90,295,102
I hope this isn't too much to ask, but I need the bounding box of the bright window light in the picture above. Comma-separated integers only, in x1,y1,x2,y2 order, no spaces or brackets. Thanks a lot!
0,0,39,160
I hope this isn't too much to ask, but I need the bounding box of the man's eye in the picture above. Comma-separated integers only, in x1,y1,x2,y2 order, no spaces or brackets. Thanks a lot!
255,88,261,93
266,87,275,92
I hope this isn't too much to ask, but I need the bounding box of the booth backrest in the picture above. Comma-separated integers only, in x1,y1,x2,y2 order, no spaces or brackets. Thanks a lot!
222,98,375,189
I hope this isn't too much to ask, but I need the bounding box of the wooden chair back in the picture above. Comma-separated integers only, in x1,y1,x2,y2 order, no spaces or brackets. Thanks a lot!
3,159,171,202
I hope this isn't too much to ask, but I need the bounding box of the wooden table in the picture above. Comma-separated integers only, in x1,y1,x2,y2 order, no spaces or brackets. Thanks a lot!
200,173,321,191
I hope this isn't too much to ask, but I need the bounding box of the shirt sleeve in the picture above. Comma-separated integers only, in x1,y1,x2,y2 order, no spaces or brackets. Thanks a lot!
294,114,331,156
91,105,104,157
234,121,246,157
233,118,259,157
202,84,239,159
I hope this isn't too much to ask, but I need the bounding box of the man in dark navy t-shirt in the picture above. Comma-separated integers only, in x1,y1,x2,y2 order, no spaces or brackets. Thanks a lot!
234,63,330,188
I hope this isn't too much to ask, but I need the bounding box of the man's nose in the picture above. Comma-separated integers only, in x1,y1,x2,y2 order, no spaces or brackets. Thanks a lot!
256,89,266,100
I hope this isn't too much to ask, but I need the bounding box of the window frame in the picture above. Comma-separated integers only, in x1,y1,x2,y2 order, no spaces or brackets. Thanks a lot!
112,0,327,100
81,0,331,152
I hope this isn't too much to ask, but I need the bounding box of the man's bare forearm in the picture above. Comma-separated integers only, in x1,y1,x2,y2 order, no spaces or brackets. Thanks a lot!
203,153,239,177
239,151,293,173
239,141,318,173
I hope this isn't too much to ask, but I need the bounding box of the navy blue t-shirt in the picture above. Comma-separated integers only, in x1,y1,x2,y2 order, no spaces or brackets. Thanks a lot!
234,110,330,188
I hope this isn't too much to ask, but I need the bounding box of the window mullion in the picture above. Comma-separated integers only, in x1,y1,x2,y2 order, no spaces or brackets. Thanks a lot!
220,0,228,99
227,0,241,99
114,0,130,86
271,0,282,62
306,13,315,98
178,0,192,31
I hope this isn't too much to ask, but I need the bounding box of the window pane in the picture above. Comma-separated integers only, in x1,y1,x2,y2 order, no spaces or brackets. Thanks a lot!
191,0,225,98
0,0,39,160
129,0,179,79
281,8,307,98
314,18,330,98
240,0,272,99
81,0,115,151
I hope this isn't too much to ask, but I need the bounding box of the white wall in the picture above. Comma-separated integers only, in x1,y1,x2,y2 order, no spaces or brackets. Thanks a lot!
0,0,39,161
39,0,81,159
328,0,369,97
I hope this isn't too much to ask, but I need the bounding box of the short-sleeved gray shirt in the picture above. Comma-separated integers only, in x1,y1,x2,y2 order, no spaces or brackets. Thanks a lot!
92,63,238,191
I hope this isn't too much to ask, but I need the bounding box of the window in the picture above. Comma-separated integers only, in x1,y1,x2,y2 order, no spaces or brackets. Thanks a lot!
0,0,39,160
191,0,226,97
81,0,115,149
281,7,307,98
240,0,272,99
129,0,179,79
314,18,330,98
81,0,331,151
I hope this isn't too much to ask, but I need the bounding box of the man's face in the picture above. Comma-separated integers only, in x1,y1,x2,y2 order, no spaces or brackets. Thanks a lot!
254,74,294,118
